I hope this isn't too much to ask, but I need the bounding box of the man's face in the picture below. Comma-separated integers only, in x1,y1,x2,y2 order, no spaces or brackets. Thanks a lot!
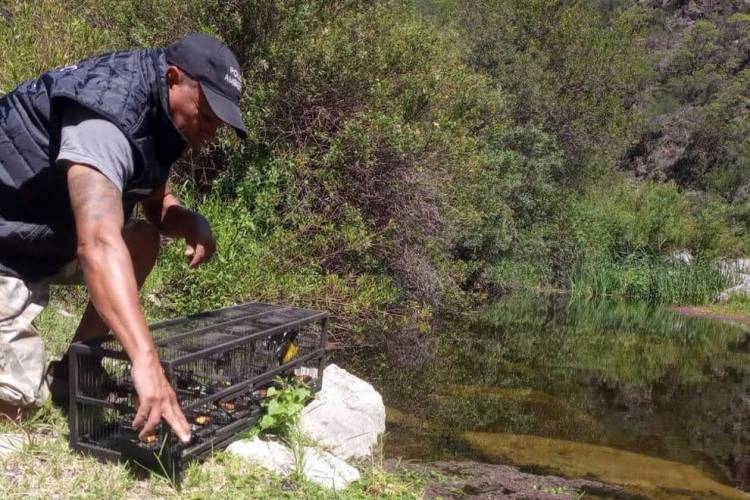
167,66,223,148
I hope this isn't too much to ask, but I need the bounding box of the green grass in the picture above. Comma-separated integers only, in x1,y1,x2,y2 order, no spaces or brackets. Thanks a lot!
0,400,425,499
571,258,727,305
0,405,426,499
19,289,426,499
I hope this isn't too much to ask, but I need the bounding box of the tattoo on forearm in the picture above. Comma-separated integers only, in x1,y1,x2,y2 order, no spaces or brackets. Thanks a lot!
68,164,124,227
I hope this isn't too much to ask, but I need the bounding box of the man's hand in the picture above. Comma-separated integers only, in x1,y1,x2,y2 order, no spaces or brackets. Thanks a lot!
130,354,192,443
143,183,215,268
183,212,215,268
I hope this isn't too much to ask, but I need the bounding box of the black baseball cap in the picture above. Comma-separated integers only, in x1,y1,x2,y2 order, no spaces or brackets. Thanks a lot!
166,33,247,139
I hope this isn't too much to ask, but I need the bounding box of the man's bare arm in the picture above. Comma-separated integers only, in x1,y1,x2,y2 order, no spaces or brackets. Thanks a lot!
67,164,191,442
68,164,148,354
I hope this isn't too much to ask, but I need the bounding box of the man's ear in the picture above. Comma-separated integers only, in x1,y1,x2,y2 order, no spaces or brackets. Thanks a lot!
167,65,180,89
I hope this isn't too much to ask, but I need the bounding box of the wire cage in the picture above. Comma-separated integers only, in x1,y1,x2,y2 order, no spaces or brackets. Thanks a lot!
67,302,328,476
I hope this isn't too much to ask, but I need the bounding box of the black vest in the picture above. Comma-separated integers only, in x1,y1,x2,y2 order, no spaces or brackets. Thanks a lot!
0,48,186,281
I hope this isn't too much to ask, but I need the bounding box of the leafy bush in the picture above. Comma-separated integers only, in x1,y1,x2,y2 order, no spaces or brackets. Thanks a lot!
571,181,693,260
427,0,652,176
4,0,749,339
568,179,748,303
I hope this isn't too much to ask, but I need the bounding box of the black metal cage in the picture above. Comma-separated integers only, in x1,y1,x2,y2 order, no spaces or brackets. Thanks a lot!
67,302,327,476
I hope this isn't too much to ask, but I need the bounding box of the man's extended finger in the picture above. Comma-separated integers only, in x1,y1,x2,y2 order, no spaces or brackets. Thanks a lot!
162,401,192,443
139,405,163,441
132,401,150,429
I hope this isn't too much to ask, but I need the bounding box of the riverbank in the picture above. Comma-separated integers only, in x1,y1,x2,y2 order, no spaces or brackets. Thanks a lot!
669,305,750,328
388,460,626,499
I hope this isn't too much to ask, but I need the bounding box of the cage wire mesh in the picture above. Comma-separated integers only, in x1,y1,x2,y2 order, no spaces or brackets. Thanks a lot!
68,302,327,476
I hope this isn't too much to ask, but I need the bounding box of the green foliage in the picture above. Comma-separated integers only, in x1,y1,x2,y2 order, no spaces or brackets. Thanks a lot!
432,0,652,176
572,258,726,304
665,21,724,104
256,378,311,438
567,179,749,304
572,181,693,259
631,4,750,207
0,1,118,91
692,70,750,201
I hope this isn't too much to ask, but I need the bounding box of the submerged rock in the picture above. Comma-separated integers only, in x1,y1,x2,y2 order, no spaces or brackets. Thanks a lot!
300,364,385,460
391,459,625,500
227,436,361,490
463,431,746,498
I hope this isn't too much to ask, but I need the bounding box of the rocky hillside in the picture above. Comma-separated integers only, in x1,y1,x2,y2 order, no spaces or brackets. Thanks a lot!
621,1,750,202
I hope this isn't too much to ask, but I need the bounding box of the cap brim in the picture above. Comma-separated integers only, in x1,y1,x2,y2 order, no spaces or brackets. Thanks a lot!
201,83,248,139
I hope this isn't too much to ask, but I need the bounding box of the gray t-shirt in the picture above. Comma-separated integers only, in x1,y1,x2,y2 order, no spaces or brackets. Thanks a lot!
56,103,134,192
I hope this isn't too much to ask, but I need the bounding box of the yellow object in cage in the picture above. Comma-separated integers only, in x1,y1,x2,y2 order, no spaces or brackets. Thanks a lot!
281,342,299,364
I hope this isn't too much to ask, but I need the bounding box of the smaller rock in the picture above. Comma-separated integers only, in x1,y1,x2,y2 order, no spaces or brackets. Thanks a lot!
302,446,361,490
671,250,693,265
0,433,25,456
228,438,294,476
227,437,361,490
56,308,74,318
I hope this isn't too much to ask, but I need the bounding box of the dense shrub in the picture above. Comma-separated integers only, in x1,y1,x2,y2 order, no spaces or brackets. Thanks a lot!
423,0,652,179
2,0,749,341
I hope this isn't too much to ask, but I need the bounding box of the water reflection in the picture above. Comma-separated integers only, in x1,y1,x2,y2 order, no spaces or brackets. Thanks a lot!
342,294,750,495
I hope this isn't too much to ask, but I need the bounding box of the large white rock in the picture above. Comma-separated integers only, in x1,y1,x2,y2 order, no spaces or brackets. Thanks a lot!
723,259,750,275
300,364,385,460
716,278,750,302
227,436,360,490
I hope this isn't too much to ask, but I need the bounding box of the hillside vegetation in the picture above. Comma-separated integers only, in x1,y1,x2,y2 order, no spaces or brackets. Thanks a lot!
1,0,749,341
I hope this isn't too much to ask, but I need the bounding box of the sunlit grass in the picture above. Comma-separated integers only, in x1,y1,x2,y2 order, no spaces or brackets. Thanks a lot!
0,402,426,499
571,258,727,305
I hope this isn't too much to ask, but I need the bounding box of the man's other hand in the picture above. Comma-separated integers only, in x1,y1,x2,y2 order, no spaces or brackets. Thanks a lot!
130,353,192,444
142,183,215,268
184,212,215,268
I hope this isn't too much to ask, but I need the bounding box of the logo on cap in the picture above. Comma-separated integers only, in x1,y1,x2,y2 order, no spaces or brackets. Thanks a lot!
225,66,242,92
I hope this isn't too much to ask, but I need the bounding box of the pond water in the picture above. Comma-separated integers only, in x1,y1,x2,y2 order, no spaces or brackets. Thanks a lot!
342,294,750,498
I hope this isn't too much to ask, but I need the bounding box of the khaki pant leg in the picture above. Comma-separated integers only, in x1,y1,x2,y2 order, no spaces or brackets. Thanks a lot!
0,276,49,408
